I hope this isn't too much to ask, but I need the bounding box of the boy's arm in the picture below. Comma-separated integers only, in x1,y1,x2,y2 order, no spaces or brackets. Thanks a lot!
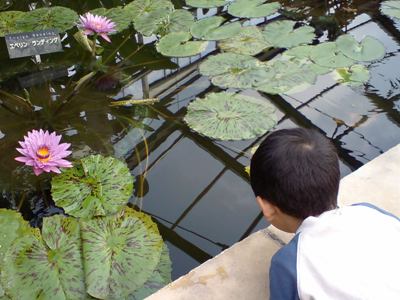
269,234,300,300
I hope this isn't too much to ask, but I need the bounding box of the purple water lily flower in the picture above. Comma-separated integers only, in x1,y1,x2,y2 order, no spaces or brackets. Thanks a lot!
15,129,73,176
79,12,116,42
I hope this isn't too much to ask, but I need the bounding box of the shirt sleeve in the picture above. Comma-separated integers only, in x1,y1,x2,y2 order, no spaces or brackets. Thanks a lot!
352,202,399,221
269,234,300,300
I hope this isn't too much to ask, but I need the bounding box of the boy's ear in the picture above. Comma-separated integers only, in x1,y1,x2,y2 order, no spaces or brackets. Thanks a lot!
256,196,278,221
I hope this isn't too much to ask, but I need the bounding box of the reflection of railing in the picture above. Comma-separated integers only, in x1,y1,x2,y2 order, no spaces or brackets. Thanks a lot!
120,8,400,266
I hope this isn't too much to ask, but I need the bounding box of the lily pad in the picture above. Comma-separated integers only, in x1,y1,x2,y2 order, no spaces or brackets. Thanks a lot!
262,20,315,48
156,32,208,57
81,207,163,299
335,64,370,86
90,7,133,33
218,26,271,55
228,0,280,18
134,9,194,37
184,92,277,140
283,45,332,75
336,34,385,62
0,209,30,261
186,0,229,8
309,42,355,68
2,215,86,300
381,0,400,19
15,6,78,32
199,52,269,88
128,244,172,299
0,11,25,37
255,59,318,94
51,155,134,219
190,16,241,40
125,0,174,22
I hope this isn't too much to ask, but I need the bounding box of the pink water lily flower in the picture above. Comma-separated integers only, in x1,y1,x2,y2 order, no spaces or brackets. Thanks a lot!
79,12,116,42
15,129,73,176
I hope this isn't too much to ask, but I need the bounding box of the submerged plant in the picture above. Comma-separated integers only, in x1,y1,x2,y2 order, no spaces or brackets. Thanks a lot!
79,12,116,42
15,129,72,176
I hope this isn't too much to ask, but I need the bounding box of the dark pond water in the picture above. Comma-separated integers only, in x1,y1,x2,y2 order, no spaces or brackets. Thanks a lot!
0,0,400,287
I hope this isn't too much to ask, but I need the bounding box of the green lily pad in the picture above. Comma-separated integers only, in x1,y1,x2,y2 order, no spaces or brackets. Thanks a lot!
186,0,229,8
0,11,25,37
2,215,86,300
309,42,355,68
51,155,134,219
125,0,174,22
381,1,400,19
262,20,315,48
255,59,317,94
156,32,208,57
199,52,269,88
81,207,164,299
161,9,195,35
128,244,172,299
90,7,133,33
134,9,194,37
184,92,277,140
15,6,78,32
218,26,271,55
335,64,370,86
228,0,280,18
283,45,332,75
190,16,241,40
0,209,30,261
336,34,385,62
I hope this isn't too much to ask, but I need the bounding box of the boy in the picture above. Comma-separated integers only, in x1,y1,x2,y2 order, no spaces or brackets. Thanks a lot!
250,128,400,300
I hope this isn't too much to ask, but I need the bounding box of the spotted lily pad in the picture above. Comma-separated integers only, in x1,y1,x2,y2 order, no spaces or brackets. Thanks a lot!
334,64,370,86
255,59,318,94
190,16,241,40
218,26,271,55
90,7,133,33
0,11,25,37
380,1,400,19
156,32,208,57
15,6,78,32
199,52,269,88
262,20,315,48
336,34,385,62
186,0,229,8
128,244,172,299
2,215,86,300
309,42,355,68
184,92,277,140
228,0,280,18
81,207,164,299
51,155,134,219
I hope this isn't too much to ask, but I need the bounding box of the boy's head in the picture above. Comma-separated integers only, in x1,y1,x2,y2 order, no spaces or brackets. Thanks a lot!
250,128,340,232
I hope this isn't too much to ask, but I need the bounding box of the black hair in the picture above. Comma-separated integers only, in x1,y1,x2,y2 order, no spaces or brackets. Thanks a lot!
250,128,340,219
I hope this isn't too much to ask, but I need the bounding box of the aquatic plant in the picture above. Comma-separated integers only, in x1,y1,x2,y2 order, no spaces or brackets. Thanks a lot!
79,12,116,42
185,0,229,8
190,17,241,41
156,32,208,57
51,155,134,219
218,26,271,55
0,208,169,299
15,129,72,176
380,0,400,20
184,92,277,140
227,0,281,18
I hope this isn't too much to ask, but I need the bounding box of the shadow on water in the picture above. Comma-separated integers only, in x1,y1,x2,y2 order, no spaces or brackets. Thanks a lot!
0,0,399,282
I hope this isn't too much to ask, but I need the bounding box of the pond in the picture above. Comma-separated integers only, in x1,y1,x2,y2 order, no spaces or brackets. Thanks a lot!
0,0,400,298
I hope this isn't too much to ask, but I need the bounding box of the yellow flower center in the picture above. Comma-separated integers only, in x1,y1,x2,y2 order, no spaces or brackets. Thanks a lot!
36,147,50,162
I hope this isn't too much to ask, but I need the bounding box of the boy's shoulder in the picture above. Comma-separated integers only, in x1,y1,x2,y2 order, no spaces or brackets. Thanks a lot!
270,202,400,300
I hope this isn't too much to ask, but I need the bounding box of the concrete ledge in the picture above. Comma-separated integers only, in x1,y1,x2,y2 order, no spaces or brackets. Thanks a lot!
147,144,400,300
